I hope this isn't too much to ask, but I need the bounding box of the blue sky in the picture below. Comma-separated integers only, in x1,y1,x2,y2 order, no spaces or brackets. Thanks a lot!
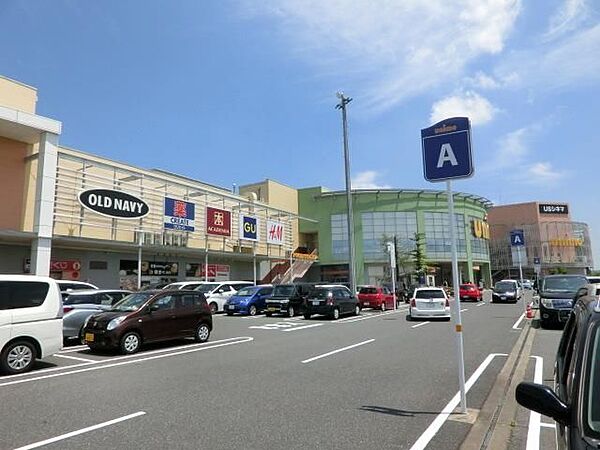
1,0,599,267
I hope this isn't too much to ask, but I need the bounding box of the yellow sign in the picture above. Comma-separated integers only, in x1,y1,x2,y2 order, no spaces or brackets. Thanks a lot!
549,238,583,247
292,252,319,261
472,219,490,240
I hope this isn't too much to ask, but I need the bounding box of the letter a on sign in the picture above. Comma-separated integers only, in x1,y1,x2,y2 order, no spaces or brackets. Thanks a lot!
437,143,458,168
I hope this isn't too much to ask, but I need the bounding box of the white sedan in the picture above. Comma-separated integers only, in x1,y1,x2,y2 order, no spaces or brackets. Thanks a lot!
408,287,451,321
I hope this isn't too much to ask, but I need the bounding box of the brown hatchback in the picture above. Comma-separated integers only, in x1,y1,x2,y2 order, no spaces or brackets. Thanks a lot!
83,290,212,354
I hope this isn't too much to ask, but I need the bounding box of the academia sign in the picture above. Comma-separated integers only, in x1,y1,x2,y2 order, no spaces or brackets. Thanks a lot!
164,197,195,232
79,189,149,219
206,207,231,237
239,215,259,241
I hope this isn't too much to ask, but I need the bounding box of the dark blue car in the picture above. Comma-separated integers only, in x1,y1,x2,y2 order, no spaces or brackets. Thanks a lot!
224,285,273,316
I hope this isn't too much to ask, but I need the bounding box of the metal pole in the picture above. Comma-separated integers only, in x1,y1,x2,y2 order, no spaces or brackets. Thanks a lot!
336,92,357,294
253,244,257,285
137,240,142,291
289,248,293,283
204,250,209,282
518,245,524,311
389,242,397,310
447,180,467,414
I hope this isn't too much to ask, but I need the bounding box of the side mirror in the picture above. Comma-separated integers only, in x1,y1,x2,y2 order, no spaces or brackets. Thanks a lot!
515,382,570,425
149,304,160,313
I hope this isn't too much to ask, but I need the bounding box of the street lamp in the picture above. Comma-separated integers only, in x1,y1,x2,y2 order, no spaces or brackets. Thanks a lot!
335,91,357,294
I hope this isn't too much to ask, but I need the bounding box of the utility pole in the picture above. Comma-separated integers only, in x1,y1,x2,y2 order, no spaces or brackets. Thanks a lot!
336,91,357,294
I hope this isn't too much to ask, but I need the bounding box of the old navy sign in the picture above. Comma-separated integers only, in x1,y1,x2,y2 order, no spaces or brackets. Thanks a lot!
79,189,149,219
421,117,473,182
267,220,285,245
240,215,259,241
164,197,195,232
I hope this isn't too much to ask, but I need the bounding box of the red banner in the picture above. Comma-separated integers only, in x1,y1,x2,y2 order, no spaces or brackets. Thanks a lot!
206,207,231,236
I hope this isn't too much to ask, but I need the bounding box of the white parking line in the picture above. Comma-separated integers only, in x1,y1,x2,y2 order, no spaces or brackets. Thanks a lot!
409,353,508,450
301,339,375,364
526,355,544,450
337,307,407,324
0,337,253,388
58,345,89,353
411,321,430,329
283,323,324,332
476,302,486,307
512,313,526,330
460,308,469,313
14,411,146,450
540,422,556,429
53,354,96,363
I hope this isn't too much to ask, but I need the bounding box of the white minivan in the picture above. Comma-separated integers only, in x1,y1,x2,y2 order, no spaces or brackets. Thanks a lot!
0,275,63,374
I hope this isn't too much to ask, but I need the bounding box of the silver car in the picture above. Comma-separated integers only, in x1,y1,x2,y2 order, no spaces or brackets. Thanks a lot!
62,290,131,342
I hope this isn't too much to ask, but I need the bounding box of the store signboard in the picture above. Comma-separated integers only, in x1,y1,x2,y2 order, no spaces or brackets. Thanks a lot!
79,189,149,219
186,263,230,281
539,203,569,215
164,197,195,232
266,220,285,245
239,215,259,241
206,207,231,237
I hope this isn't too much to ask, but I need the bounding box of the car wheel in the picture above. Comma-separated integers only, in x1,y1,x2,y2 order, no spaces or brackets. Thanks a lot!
226,312,234,316
120,332,141,355
354,305,361,316
288,306,295,317
79,327,87,345
304,313,311,320
265,312,272,317
380,302,386,312
209,302,218,314
249,305,257,316
331,307,340,320
0,340,36,375
194,323,210,343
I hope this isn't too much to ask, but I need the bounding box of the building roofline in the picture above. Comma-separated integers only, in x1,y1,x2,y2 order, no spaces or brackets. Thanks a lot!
0,74,37,91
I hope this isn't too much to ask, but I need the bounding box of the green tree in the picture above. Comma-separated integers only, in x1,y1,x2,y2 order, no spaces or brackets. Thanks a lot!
410,232,428,276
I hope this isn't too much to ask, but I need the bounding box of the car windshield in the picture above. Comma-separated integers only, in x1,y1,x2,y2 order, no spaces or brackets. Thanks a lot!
460,285,475,290
272,285,295,297
415,290,445,299
310,288,332,299
236,287,258,296
111,293,153,312
495,282,515,291
359,287,377,294
194,284,218,293
587,325,600,436
541,276,587,293
62,294,93,305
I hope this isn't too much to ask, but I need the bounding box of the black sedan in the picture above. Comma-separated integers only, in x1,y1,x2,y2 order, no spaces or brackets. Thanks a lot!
491,281,518,303
303,285,360,320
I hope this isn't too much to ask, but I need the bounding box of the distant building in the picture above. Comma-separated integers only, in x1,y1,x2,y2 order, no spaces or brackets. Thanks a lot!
488,202,593,279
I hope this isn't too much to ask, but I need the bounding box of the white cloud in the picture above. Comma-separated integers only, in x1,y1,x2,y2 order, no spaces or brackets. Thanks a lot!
494,127,529,167
243,0,521,112
544,0,590,41
466,71,519,90
429,91,497,125
526,162,566,182
351,171,391,189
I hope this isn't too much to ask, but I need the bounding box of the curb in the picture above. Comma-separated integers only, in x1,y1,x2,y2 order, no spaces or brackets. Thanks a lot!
460,317,536,450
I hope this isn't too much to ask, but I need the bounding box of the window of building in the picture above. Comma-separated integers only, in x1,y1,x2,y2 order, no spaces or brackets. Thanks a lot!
362,212,417,261
331,214,349,260
424,212,467,258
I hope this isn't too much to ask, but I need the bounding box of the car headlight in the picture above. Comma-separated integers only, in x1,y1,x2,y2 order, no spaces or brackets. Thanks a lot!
107,316,126,331
541,298,553,308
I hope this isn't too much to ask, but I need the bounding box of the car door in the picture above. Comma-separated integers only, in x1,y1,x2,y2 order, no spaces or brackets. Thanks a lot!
212,284,235,311
177,293,200,336
0,282,13,348
142,294,177,342
256,287,272,311
335,288,350,313
382,287,393,308
555,313,578,449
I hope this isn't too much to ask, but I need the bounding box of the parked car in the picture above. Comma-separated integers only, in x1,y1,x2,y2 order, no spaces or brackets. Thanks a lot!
587,276,600,284
83,290,212,354
265,283,314,317
224,285,273,316
62,290,131,343
141,282,171,291
56,280,98,301
0,275,63,374
193,281,254,313
492,281,520,304
521,279,533,290
538,274,588,328
162,281,206,291
459,283,482,302
408,287,451,321
303,285,360,320
516,283,600,449
357,285,395,311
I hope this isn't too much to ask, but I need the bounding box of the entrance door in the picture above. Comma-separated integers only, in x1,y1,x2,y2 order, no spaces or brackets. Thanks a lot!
426,275,436,287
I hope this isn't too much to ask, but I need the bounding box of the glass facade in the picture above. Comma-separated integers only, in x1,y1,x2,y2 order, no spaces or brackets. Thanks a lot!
362,212,417,261
331,214,348,260
424,212,467,258
469,216,490,260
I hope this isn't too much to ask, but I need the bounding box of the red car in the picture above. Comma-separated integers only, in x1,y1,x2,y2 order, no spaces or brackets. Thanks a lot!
459,283,483,302
357,286,395,311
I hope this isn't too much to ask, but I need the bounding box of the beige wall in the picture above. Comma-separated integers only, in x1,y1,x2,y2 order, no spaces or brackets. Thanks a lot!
0,76,37,113
0,136,29,231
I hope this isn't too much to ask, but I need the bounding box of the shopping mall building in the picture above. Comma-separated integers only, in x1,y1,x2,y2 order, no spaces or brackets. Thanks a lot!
488,202,594,279
0,75,497,288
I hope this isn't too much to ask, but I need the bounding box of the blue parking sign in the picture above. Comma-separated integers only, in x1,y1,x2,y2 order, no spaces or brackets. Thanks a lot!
510,229,525,246
421,117,473,182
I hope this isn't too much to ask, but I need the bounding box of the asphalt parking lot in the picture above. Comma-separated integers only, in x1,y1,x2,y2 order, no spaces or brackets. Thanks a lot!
1,294,532,450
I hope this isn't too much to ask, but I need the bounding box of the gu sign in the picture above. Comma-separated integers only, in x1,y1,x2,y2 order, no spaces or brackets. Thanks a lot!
266,220,284,245
239,215,259,241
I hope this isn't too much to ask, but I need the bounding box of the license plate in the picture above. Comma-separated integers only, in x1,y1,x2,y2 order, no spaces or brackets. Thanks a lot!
312,301,320,306
267,307,278,311
501,296,506,300
559,311,570,321
229,305,235,310
363,302,370,306
85,333,94,342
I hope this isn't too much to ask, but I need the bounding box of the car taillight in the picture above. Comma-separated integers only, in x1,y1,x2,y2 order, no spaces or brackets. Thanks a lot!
326,299,334,305
445,298,450,307
410,298,416,307
63,306,74,315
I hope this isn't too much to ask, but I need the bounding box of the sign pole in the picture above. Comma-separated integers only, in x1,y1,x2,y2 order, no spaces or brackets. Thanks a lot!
447,180,467,414
388,242,397,310
517,245,525,312
137,239,142,291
